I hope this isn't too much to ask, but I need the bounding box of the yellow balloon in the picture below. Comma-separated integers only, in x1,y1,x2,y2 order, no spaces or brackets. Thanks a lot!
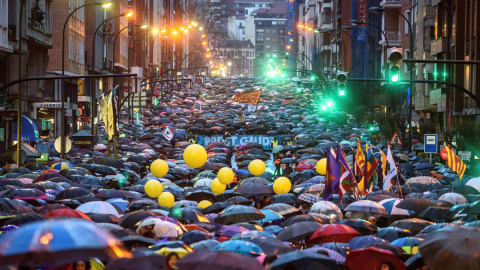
316,158,327,175
151,159,169,178
248,159,266,176
183,144,208,168
218,167,234,185
198,200,212,209
158,192,175,208
273,177,291,195
145,180,163,198
210,178,226,195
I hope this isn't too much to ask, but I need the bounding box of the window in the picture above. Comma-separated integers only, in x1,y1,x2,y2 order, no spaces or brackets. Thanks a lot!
279,21,285,25
249,69,253,75
272,21,277,25
273,45,277,49
273,38,277,41
266,37,271,41
250,51,253,57
257,32,263,36
242,59,246,67
265,45,271,49
162,41,167,54
405,11,411,34
249,59,253,66
279,29,284,33
266,29,271,33
273,29,277,33
235,50,238,56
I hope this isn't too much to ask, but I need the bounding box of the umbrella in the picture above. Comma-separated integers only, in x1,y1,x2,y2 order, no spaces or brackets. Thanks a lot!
419,226,480,270
213,240,264,257
418,206,450,222
269,250,337,270
215,205,265,225
231,231,275,240
345,246,406,270
396,198,435,213
438,192,467,205
389,218,435,235
263,203,300,216
391,236,424,255
277,221,322,243
272,194,298,205
136,218,184,238
378,198,415,216
4,213,48,226
118,210,160,230
234,183,273,196
44,208,92,221
345,200,388,219
249,237,294,255
348,235,390,250
336,219,378,235
309,201,343,219
179,230,213,244
282,214,329,227
253,209,283,223
303,246,346,265
76,201,122,218
309,223,360,245
298,193,322,203
191,240,220,251
376,227,412,242
202,201,233,214
105,256,165,270
50,162,74,170
176,251,264,270
0,219,131,265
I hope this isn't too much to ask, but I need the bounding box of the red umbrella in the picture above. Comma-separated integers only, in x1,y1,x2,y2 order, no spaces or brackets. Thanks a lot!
296,163,315,171
309,224,360,244
41,169,60,175
44,208,92,221
347,133,361,140
345,246,406,270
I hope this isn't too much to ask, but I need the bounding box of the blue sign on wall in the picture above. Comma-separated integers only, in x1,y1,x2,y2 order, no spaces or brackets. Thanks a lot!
197,135,276,150
424,134,438,153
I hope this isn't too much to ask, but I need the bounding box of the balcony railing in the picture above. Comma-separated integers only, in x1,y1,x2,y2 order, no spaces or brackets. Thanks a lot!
385,30,401,44
381,0,402,7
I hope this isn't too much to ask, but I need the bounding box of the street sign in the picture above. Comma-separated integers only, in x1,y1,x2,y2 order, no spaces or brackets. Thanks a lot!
458,151,472,161
388,132,402,146
424,134,438,153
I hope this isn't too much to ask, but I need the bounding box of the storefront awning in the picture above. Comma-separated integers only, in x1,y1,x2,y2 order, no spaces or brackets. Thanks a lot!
13,116,40,142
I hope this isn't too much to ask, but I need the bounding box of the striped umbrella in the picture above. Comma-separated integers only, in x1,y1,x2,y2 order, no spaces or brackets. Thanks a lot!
50,162,74,171
0,219,131,264
345,200,388,219
303,246,346,264
298,193,322,203
379,198,415,216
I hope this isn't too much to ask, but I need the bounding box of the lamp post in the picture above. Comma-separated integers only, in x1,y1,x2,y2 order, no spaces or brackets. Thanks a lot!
60,0,112,158
16,0,26,167
90,10,133,139
370,6,414,152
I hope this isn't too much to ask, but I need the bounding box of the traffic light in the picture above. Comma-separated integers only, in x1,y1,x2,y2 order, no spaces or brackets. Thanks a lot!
336,72,347,96
296,81,301,92
387,48,403,82
273,50,277,57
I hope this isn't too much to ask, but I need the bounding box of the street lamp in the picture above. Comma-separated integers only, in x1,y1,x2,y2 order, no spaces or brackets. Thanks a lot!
60,0,112,158
370,6,415,152
90,10,133,137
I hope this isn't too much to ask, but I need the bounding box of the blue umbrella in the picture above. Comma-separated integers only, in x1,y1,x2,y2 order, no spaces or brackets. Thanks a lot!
236,169,249,175
253,209,283,223
264,225,284,236
231,231,276,240
213,240,264,257
106,198,129,212
391,236,424,254
348,235,390,250
0,219,131,264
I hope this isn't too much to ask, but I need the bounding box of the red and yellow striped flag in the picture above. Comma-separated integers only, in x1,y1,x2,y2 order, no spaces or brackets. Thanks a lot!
233,90,263,106
445,145,467,179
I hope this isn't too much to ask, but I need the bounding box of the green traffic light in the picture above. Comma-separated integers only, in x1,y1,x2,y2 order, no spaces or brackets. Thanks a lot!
297,88,301,92
310,76,315,81
443,72,447,77
369,126,375,131
281,73,285,78
391,74,399,82
327,101,333,107
269,59,273,63
321,105,327,110
339,90,345,96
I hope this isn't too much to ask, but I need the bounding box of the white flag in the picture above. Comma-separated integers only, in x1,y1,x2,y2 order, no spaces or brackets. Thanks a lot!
162,127,174,141
383,146,398,190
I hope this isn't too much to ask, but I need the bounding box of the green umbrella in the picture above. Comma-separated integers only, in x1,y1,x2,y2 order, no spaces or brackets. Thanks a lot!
273,145,284,154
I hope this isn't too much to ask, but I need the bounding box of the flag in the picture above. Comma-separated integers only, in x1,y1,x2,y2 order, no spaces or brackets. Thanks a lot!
445,145,467,179
324,148,341,201
384,146,398,190
337,145,354,190
355,140,365,173
378,149,388,188
233,90,263,106
364,143,379,190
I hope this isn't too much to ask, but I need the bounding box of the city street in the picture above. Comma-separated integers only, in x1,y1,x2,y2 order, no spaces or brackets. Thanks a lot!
0,0,479,270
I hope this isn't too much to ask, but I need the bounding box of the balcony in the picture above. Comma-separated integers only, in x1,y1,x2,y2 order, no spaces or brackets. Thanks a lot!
383,30,401,46
380,0,402,8
430,38,448,56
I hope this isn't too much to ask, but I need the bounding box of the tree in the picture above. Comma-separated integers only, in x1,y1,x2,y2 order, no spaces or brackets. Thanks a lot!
351,105,369,125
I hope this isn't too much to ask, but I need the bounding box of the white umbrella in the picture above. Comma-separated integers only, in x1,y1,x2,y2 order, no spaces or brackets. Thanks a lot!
309,201,343,219
345,200,388,219
194,178,213,188
136,218,183,238
466,177,480,193
438,192,467,205
379,198,414,215
76,201,122,218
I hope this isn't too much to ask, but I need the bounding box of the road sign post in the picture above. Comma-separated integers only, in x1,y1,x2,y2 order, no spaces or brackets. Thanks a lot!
389,132,402,150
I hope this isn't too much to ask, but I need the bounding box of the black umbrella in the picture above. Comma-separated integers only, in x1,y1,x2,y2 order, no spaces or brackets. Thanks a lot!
225,196,252,205
191,240,220,251
272,194,298,205
269,250,337,270
55,187,92,200
277,221,322,243
376,227,412,242
233,183,273,196
389,218,434,235
178,230,213,244
177,251,264,270
202,201,233,214
282,214,329,227
4,213,47,226
214,205,265,225
418,206,450,222
396,197,435,213
92,165,117,176
118,210,161,230
249,237,294,255
336,219,378,235
263,203,300,216
186,190,216,203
